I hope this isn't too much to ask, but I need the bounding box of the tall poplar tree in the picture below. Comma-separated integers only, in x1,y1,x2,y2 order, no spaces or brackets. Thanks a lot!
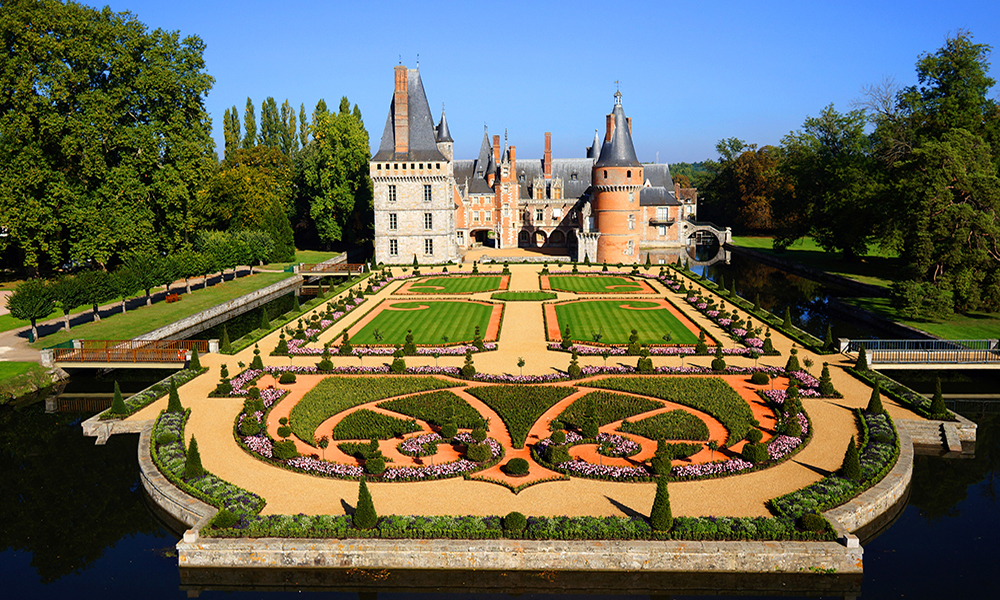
242,98,257,150
280,100,298,155
299,103,309,147
223,106,241,161
259,97,280,148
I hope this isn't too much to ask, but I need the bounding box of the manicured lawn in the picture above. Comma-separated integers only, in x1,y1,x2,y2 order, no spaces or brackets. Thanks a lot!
491,291,557,301
548,275,645,293
846,297,1000,339
553,300,700,345
31,272,292,348
406,276,501,294
732,236,902,289
259,250,343,271
351,301,496,345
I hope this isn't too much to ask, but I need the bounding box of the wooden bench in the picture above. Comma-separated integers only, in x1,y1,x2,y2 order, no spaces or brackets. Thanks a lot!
165,293,181,303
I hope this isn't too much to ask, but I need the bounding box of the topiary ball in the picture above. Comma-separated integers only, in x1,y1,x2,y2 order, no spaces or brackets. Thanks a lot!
745,429,763,444
365,456,386,475
503,458,530,475
440,422,458,439
466,443,492,463
210,508,238,529
239,418,261,436
799,513,828,532
750,372,770,385
276,425,292,439
272,440,298,460
741,442,768,464
551,430,566,444
471,427,488,443
503,511,527,534
278,372,297,384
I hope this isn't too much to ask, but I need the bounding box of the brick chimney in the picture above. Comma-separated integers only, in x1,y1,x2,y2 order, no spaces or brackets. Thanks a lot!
493,134,501,165
393,65,408,155
509,145,516,173
544,132,552,180
627,117,632,135
605,113,614,142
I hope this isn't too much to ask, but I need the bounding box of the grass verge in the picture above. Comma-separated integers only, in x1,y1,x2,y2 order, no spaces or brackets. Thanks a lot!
0,362,52,404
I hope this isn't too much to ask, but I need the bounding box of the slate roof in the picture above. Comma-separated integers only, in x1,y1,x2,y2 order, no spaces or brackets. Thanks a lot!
594,92,641,168
373,68,446,162
435,106,453,142
639,186,680,206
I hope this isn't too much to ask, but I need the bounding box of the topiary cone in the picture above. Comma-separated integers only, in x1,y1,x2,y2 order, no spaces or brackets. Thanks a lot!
930,377,947,416
184,436,205,479
855,346,868,370
841,436,861,481
189,346,201,370
650,475,673,531
353,479,378,529
866,382,884,414
110,380,127,416
166,377,183,413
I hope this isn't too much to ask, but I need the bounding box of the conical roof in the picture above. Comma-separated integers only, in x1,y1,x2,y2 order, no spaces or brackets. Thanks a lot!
373,67,446,161
595,91,641,168
436,105,453,142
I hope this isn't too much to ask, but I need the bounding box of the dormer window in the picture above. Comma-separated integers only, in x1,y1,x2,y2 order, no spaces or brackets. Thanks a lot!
571,172,578,180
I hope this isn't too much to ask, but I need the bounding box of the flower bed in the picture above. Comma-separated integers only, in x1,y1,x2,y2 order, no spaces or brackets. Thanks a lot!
769,409,899,518
151,409,265,519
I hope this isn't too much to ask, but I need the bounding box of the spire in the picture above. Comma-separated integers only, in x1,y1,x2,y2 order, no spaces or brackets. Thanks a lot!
595,92,640,168
587,129,601,159
436,104,453,142
475,126,491,175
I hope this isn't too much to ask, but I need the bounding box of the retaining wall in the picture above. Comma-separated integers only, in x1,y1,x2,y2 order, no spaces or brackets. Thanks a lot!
134,276,303,342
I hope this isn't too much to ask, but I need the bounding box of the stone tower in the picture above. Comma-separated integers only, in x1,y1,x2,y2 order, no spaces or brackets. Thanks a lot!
370,65,458,265
592,91,643,264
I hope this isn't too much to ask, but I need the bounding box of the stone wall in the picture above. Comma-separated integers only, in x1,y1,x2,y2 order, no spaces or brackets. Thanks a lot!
178,536,862,573
134,275,303,342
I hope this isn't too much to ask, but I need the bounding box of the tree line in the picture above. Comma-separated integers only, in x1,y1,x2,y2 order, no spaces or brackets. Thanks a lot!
5,230,276,342
0,0,373,276
692,31,1000,315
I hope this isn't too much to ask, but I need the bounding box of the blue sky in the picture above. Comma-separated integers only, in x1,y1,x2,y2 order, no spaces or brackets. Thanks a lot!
100,0,1000,163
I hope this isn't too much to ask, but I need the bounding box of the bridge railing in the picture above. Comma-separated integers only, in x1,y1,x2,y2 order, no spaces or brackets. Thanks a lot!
55,339,208,363
301,263,365,275
845,339,1000,364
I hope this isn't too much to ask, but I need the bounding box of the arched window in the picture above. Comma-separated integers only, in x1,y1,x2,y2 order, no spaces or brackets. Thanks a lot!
603,170,607,178
627,170,631,179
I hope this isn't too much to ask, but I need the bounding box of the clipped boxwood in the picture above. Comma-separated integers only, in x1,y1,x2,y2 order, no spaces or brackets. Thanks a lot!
503,511,527,534
503,458,530,476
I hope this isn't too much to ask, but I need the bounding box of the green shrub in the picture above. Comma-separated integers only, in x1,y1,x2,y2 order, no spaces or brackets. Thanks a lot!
354,480,377,529
189,347,201,370
785,418,802,438
156,431,177,445
460,350,475,378
930,377,947,416
278,372,297,384
866,382,884,414
503,511,527,534
841,437,861,480
711,345,727,371
471,427,488,443
364,456,386,475
784,347,800,372
799,513,827,532
782,307,792,330
745,429,763,444
818,363,835,396
403,329,417,356
166,378,183,413
276,425,292,438
741,441,767,464
855,346,868,370
272,439,298,460
503,458,529,475
581,417,599,438
210,508,238,529
109,381,127,416
650,476,673,531
184,436,205,479
440,422,458,439
548,445,572,464
750,372,769,385
557,391,659,429
763,329,774,353
694,331,709,355
567,349,582,379
240,418,261,436
221,325,232,353
250,344,264,370
466,443,492,463
551,430,566,444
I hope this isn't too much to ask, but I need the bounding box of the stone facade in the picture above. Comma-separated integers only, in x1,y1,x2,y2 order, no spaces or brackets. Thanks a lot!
371,66,702,264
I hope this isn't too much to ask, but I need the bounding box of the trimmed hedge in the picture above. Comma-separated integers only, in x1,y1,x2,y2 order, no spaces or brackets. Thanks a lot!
845,367,955,421
378,390,484,428
330,409,421,440
556,390,661,429
619,410,710,441
465,385,575,448
588,377,756,445
289,376,457,445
